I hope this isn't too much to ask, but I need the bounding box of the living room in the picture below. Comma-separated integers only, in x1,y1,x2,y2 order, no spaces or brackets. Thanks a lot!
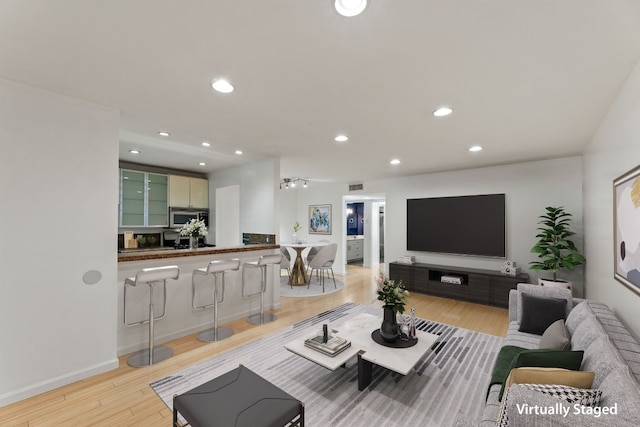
2,1,640,425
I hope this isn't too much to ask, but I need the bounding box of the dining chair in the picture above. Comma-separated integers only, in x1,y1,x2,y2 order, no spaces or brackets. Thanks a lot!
280,247,292,286
308,243,338,293
305,240,329,272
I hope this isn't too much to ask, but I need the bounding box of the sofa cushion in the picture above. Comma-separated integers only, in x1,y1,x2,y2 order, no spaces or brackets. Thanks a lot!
518,293,567,335
503,322,541,349
513,349,584,371
516,283,572,323
597,366,640,424
565,300,594,335
581,335,626,388
571,314,607,351
582,301,640,385
498,349,584,399
499,384,602,427
539,319,570,350
504,367,594,391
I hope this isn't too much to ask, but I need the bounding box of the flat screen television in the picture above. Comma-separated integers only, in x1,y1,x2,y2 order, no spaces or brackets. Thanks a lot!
407,193,506,257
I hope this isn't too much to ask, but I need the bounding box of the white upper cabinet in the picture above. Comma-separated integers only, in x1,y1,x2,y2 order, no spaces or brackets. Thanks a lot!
189,177,209,208
169,175,208,208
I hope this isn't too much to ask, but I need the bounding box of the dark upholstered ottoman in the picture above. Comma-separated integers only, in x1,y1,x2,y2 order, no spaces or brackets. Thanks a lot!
173,365,304,427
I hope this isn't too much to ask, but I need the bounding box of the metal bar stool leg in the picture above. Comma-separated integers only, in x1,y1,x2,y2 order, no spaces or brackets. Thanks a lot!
247,265,277,324
127,281,174,367
197,271,234,342
242,254,281,325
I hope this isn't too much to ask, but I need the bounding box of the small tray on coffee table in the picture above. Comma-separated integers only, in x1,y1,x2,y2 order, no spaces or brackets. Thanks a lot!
371,330,418,348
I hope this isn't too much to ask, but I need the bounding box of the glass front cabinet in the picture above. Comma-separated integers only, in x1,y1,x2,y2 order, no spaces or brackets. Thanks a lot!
120,169,168,227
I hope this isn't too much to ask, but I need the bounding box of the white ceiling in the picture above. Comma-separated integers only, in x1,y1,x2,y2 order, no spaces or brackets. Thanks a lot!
2,1,640,184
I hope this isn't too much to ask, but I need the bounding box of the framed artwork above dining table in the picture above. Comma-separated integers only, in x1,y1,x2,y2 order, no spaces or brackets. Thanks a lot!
309,204,332,235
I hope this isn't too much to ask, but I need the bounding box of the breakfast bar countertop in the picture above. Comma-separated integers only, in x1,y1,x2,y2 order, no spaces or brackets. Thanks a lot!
117,244,280,262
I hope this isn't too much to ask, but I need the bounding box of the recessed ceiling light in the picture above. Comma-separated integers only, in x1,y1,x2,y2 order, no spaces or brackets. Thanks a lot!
201,141,211,147
158,131,170,137
129,149,140,154
335,0,367,17
199,162,206,166
469,145,483,152
433,107,453,117
211,78,234,93
335,135,349,142
235,150,243,155
390,158,401,165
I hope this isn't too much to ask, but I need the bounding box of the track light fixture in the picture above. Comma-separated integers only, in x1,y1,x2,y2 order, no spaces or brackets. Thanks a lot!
279,178,309,190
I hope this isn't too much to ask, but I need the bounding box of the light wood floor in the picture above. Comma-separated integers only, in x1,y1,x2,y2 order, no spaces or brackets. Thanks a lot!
1,265,508,426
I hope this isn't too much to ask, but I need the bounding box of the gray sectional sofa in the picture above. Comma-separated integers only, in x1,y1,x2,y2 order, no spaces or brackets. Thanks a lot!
480,283,640,426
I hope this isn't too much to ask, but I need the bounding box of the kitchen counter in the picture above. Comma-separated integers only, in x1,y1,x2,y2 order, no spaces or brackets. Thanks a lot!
117,244,279,262
117,244,281,356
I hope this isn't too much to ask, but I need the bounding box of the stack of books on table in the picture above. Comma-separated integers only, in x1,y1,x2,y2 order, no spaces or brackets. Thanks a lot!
304,335,351,357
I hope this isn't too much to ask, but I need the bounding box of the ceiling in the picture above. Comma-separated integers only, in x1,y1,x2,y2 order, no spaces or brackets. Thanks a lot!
2,1,640,184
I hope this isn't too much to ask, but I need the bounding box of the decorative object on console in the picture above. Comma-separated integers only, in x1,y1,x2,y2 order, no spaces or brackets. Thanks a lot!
309,204,332,235
499,260,521,276
529,206,585,288
396,255,415,265
613,163,640,295
376,271,409,342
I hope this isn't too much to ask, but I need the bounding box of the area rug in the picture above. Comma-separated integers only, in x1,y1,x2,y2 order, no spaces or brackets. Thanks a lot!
279,274,345,297
150,303,502,426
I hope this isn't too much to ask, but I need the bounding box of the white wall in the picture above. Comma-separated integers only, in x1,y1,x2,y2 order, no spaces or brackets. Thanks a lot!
583,59,640,339
209,158,280,243
0,79,119,406
281,182,348,274
285,157,584,293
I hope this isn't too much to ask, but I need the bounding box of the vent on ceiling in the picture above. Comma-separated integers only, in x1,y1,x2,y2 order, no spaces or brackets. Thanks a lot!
349,183,364,191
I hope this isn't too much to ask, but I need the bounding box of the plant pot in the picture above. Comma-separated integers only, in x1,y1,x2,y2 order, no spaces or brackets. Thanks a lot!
292,233,298,244
538,277,572,290
379,306,400,342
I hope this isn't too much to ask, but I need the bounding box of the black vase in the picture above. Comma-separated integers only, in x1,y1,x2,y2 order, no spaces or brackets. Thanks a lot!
380,306,400,342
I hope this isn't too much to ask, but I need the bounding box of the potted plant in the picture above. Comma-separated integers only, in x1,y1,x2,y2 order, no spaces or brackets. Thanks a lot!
376,271,409,342
529,206,585,288
292,221,301,243
179,218,208,250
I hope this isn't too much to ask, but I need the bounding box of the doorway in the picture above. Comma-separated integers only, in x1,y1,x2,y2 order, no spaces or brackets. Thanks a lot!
342,194,386,269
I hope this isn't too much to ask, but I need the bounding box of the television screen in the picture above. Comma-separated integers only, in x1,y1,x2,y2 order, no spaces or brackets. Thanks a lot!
407,194,506,257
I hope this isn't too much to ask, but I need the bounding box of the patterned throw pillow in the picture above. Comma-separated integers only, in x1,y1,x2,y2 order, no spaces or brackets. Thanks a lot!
497,384,602,426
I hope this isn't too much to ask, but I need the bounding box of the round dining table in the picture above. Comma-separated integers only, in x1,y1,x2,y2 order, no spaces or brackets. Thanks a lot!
280,241,329,285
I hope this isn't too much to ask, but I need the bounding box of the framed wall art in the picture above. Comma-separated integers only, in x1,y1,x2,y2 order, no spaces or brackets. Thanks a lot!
309,204,332,235
613,164,640,295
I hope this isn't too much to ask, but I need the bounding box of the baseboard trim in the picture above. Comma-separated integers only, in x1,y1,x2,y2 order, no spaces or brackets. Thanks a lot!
0,358,119,408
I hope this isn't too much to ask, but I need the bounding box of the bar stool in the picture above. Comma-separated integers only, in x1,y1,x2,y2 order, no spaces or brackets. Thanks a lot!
192,258,240,342
242,254,282,325
124,265,180,367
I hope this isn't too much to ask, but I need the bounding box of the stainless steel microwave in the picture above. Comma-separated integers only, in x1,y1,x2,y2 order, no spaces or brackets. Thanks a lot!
169,208,209,228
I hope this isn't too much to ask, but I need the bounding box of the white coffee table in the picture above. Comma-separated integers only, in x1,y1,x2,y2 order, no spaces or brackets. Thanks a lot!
284,313,439,390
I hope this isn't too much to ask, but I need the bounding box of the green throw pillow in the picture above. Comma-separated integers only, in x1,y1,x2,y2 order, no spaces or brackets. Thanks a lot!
498,349,584,400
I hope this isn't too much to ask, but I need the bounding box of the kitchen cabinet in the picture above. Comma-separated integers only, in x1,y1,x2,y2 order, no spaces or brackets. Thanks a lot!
169,175,208,208
120,170,168,227
346,238,364,262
